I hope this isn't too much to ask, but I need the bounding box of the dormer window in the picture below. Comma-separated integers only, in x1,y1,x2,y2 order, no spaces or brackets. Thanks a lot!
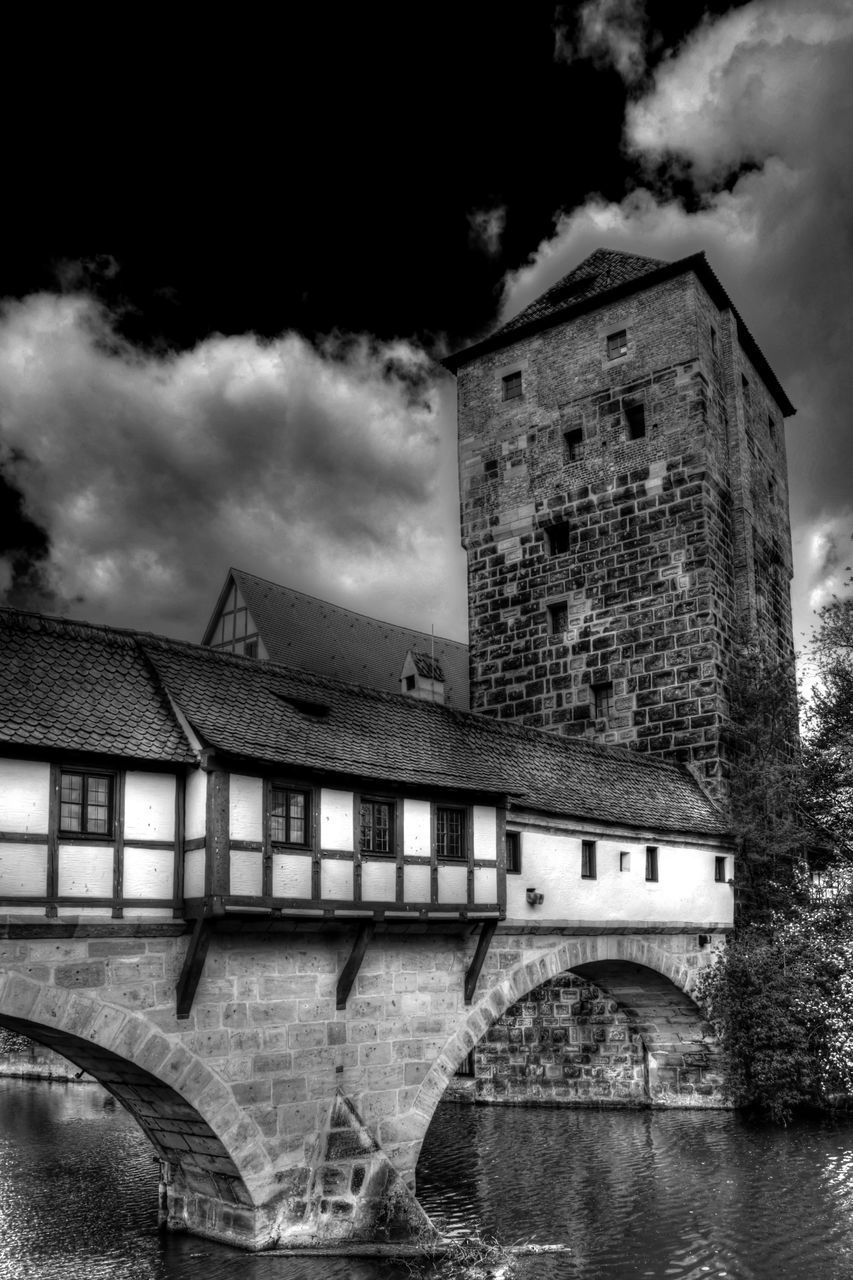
400,649,446,704
607,330,628,360
502,371,523,401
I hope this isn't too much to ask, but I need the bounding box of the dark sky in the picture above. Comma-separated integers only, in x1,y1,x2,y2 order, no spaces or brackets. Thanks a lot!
1,1,851,673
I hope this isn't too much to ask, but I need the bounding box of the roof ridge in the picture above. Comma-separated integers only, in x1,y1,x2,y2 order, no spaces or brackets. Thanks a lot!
231,568,467,648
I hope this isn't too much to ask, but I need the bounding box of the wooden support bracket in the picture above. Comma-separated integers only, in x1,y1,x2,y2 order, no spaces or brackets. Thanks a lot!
464,919,497,1005
176,917,212,1019
336,922,374,1010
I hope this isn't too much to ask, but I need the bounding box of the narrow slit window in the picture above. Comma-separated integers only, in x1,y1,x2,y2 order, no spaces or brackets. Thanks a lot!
607,330,628,360
645,845,659,882
548,601,568,637
581,840,597,879
502,371,523,401
546,523,570,556
506,831,521,875
436,806,467,859
768,415,776,443
564,427,584,462
592,682,614,722
715,856,727,883
710,326,718,356
620,850,630,873
270,787,310,846
625,403,646,440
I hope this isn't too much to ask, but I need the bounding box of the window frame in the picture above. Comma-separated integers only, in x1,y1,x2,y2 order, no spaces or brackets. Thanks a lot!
714,855,727,883
564,427,584,462
502,370,523,402
58,768,115,839
620,850,631,873
546,522,571,556
592,682,614,723
581,839,597,880
435,804,468,862
548,601,568,638
268,782,312,848
606,329,628,360
506,830,522,875
625,402,646,440
645,845,659,882
358,795,397,857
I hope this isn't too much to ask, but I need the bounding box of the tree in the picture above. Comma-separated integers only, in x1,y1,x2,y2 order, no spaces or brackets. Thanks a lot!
803,581,853,869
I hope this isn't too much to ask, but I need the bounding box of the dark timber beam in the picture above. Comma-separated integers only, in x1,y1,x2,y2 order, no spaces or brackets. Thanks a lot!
336,922,374,1010
176,917,212,1019
464,919,497,1005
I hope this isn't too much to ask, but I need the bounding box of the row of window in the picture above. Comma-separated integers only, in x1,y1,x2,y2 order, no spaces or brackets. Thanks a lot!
578,841,727,882
500,330,633,405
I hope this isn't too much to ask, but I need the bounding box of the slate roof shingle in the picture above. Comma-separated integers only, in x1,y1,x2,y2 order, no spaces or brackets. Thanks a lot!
203,569,469,710
0,606,730,839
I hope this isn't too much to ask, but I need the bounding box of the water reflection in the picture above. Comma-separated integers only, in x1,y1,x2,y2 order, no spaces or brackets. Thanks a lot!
3,1079,853,1279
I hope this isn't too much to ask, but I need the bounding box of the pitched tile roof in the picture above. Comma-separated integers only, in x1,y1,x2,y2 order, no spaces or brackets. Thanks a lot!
202,569,469,710
442,247,794,417
0,606,730,838
409,650,444,681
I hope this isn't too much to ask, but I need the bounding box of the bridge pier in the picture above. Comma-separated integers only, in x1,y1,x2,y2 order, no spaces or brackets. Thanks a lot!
0,924,726,1250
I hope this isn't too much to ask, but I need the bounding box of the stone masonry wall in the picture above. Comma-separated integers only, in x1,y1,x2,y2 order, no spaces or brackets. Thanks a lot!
456,271,797,798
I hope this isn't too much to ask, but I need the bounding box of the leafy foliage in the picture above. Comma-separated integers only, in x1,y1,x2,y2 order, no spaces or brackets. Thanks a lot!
803,582,853,867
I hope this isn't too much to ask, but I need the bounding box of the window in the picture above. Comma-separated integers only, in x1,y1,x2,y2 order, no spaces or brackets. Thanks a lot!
548,601,568,636
581,840,596,879
404,674,416,691
436,806,467,860
546,523,570,556
360,798,394,855
620,850,630,873
625,403,646,440
244,638,258,659
506,831,521,874
60,771,113,836
564,427,584,462
710,326,718,356
645,846,659,882
592,682,614,722
768,415,776,443
715,856,727,883
502,371,522,401
456,1049,475,1078
270,786,310,846
607,330,628,360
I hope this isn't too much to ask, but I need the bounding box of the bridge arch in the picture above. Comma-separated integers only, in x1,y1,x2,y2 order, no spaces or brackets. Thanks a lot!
0,969,278,1246
405,934,721,1177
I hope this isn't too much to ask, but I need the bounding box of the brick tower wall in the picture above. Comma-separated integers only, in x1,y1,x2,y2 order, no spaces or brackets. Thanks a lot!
456,271,795,801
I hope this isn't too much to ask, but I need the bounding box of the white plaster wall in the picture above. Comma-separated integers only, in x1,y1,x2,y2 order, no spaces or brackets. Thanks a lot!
321,790,353,851
184,847,205,898
123,847,174,899
124,772,175,841
122,907,173,919
0,844,48,895
185,769,207,840
57,846,113,897
0,760,50,834
230,848,263,896
437,864,467,904
473,806,497,861
403,800,431,858
362,860,396,902
272,854,312,899
321,858,352,900
474,865,497,904
505,830,734,924
404,864,431,903
229,775,263,842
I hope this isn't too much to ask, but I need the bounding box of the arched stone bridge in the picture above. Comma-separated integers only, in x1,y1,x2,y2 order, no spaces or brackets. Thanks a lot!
0,926,725,1250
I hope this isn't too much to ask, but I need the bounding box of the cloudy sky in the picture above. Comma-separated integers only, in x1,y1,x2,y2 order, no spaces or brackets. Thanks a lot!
1,0,851,668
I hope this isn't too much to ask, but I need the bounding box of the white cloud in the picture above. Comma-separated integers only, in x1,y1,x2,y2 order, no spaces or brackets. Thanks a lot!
0,294,467,641
468,207,507,256
556,0,648,83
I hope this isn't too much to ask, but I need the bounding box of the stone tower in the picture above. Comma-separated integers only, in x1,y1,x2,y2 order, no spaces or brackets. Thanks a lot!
444,249,796,800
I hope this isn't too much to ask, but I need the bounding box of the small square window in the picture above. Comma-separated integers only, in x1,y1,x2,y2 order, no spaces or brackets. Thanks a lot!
592,682,614,722
436,806,467,859
564,427,584,462
244,637,258,658
620,850,630,873
404,674,416,691
607,330,628,360
581,840,596,879
546,523,570,556
506,831,521,875
548,601,568,637
360,798,395,855
502,371,523,401
715,856,727,883
60,770,113,837
625,403,646,440
645,846,659,882
270,786,310,846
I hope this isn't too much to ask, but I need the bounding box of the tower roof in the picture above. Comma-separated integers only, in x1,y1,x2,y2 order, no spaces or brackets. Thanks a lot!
443,248,794,417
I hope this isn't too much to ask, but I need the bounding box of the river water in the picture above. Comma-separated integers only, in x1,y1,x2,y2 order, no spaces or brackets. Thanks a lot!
2,1079,853,1280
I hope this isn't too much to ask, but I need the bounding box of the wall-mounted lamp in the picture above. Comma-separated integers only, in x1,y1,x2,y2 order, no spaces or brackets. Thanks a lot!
526,887,544,906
